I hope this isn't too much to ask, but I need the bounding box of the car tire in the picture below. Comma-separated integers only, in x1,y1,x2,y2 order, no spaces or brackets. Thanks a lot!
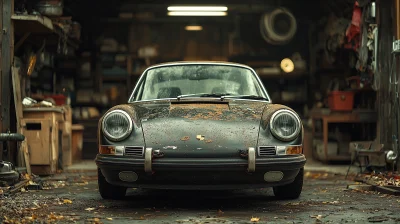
98,169,127,200
273,168,303,199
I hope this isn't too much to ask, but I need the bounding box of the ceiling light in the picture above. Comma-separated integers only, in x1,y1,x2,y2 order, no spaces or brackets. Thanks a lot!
280,58,295,73
185,25,203,31
168,6,228,11
168,11,227,16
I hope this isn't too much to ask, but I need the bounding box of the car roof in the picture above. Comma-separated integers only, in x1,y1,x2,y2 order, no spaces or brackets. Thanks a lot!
146,61,253,70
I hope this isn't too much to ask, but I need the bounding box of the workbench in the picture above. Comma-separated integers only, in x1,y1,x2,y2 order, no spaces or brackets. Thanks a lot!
310,108,378,162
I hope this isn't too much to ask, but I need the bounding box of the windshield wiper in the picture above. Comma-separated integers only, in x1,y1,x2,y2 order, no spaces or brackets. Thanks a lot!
177,93,231,99
221,95,268,101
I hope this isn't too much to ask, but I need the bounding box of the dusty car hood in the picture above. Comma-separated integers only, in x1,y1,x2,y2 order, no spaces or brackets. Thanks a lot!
132,100,268,158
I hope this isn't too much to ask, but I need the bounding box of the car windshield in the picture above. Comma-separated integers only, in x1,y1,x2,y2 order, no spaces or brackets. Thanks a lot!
130,64,269,102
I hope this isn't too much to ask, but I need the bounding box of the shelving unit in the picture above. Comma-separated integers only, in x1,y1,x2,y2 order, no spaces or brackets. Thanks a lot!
12,14,80,49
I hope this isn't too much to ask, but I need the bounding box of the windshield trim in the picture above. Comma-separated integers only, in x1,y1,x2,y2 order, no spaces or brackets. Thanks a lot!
127,62,272,103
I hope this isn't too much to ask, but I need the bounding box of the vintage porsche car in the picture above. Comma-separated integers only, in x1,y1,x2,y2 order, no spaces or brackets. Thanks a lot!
95,61,306,200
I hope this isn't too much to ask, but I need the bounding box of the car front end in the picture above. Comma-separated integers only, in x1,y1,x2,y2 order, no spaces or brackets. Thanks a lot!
95,62,306,200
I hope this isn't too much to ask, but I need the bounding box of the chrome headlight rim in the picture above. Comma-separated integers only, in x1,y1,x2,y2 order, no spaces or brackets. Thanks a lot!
269,109,301,141
102,109,133,141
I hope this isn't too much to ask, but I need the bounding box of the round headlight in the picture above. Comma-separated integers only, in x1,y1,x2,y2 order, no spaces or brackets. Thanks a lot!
270,109,301,141
102,110,133,141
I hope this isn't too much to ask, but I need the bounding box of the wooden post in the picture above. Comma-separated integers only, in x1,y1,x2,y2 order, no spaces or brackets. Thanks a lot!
395,0,400,169
1,0,13,161
395,0,400,39
0,0,3,161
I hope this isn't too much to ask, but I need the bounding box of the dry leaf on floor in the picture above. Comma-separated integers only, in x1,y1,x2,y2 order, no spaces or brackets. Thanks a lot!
251,217,260,222
106,217,113,220
310,215,323,219
181,136,190,141
63,199,73,204
196,135,205,141
85,207,95,211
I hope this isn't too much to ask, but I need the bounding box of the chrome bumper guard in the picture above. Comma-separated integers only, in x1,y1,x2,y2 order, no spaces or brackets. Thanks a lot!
144,147,153,173
248,147,256,172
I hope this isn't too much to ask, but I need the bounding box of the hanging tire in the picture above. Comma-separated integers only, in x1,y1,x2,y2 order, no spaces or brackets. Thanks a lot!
98,169,127,200
260,7,297,45
273,168,304,199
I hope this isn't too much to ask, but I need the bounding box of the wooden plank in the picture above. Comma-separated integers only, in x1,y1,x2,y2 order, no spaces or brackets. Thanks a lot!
12,66,31,174
1,0,12,161
375,186,400,196
0,0,3,161
11,14,54,33
395,0,400,39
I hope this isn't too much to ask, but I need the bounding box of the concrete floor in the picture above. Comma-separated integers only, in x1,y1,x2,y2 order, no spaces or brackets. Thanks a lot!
1,167,399,223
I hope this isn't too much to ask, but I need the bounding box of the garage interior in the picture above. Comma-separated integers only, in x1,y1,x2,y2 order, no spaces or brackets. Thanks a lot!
0,0,399,180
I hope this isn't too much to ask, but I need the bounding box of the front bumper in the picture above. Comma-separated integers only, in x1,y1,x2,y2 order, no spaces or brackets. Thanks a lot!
95,152,306,190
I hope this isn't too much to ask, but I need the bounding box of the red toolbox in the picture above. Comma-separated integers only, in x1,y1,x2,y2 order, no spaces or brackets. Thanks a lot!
328,91,354,111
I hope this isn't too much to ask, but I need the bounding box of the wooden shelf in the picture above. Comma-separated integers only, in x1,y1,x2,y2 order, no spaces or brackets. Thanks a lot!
12,14,80,49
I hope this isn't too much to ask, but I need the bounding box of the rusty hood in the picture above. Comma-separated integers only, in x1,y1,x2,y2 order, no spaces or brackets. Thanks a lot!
131,100,269,158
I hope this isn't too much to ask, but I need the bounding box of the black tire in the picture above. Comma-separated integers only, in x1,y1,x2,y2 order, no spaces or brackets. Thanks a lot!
98,169,127,200
273,168,304,200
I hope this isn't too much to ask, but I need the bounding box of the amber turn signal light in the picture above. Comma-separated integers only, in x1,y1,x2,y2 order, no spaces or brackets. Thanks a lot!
286,146,302,154
99,146,116,154
99,145,125,155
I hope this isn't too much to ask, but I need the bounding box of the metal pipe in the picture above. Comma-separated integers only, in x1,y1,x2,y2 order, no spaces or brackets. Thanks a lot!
0,133,25,142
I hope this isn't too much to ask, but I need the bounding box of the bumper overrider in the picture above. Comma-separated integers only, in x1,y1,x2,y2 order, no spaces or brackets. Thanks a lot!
95,147,306,190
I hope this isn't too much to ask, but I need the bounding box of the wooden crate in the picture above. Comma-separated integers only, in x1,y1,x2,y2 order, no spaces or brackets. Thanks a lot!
22,107,64,175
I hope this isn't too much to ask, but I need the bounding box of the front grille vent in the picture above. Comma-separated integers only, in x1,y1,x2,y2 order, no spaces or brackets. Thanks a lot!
258,146,276,156
125,146,144,157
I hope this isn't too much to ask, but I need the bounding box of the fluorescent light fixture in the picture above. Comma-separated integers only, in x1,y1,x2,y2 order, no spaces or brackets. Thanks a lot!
168,11,227,16
185,25,203,31
168,6,228,11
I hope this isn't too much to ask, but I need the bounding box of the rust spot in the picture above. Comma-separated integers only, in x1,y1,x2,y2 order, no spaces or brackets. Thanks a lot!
181,136,190,141
169,103,266,121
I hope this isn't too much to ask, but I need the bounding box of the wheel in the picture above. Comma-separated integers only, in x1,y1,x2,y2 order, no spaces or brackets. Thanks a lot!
273,168,304,199
98,169,127,200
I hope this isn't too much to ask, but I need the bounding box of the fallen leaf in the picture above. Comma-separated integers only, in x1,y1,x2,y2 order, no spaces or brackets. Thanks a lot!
196,135,205,141
63,199,73,204
181,136,190,141
106,218,113,220
310,215,323,219
205,139,213,143
85,207,95,211
251,217,260,222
